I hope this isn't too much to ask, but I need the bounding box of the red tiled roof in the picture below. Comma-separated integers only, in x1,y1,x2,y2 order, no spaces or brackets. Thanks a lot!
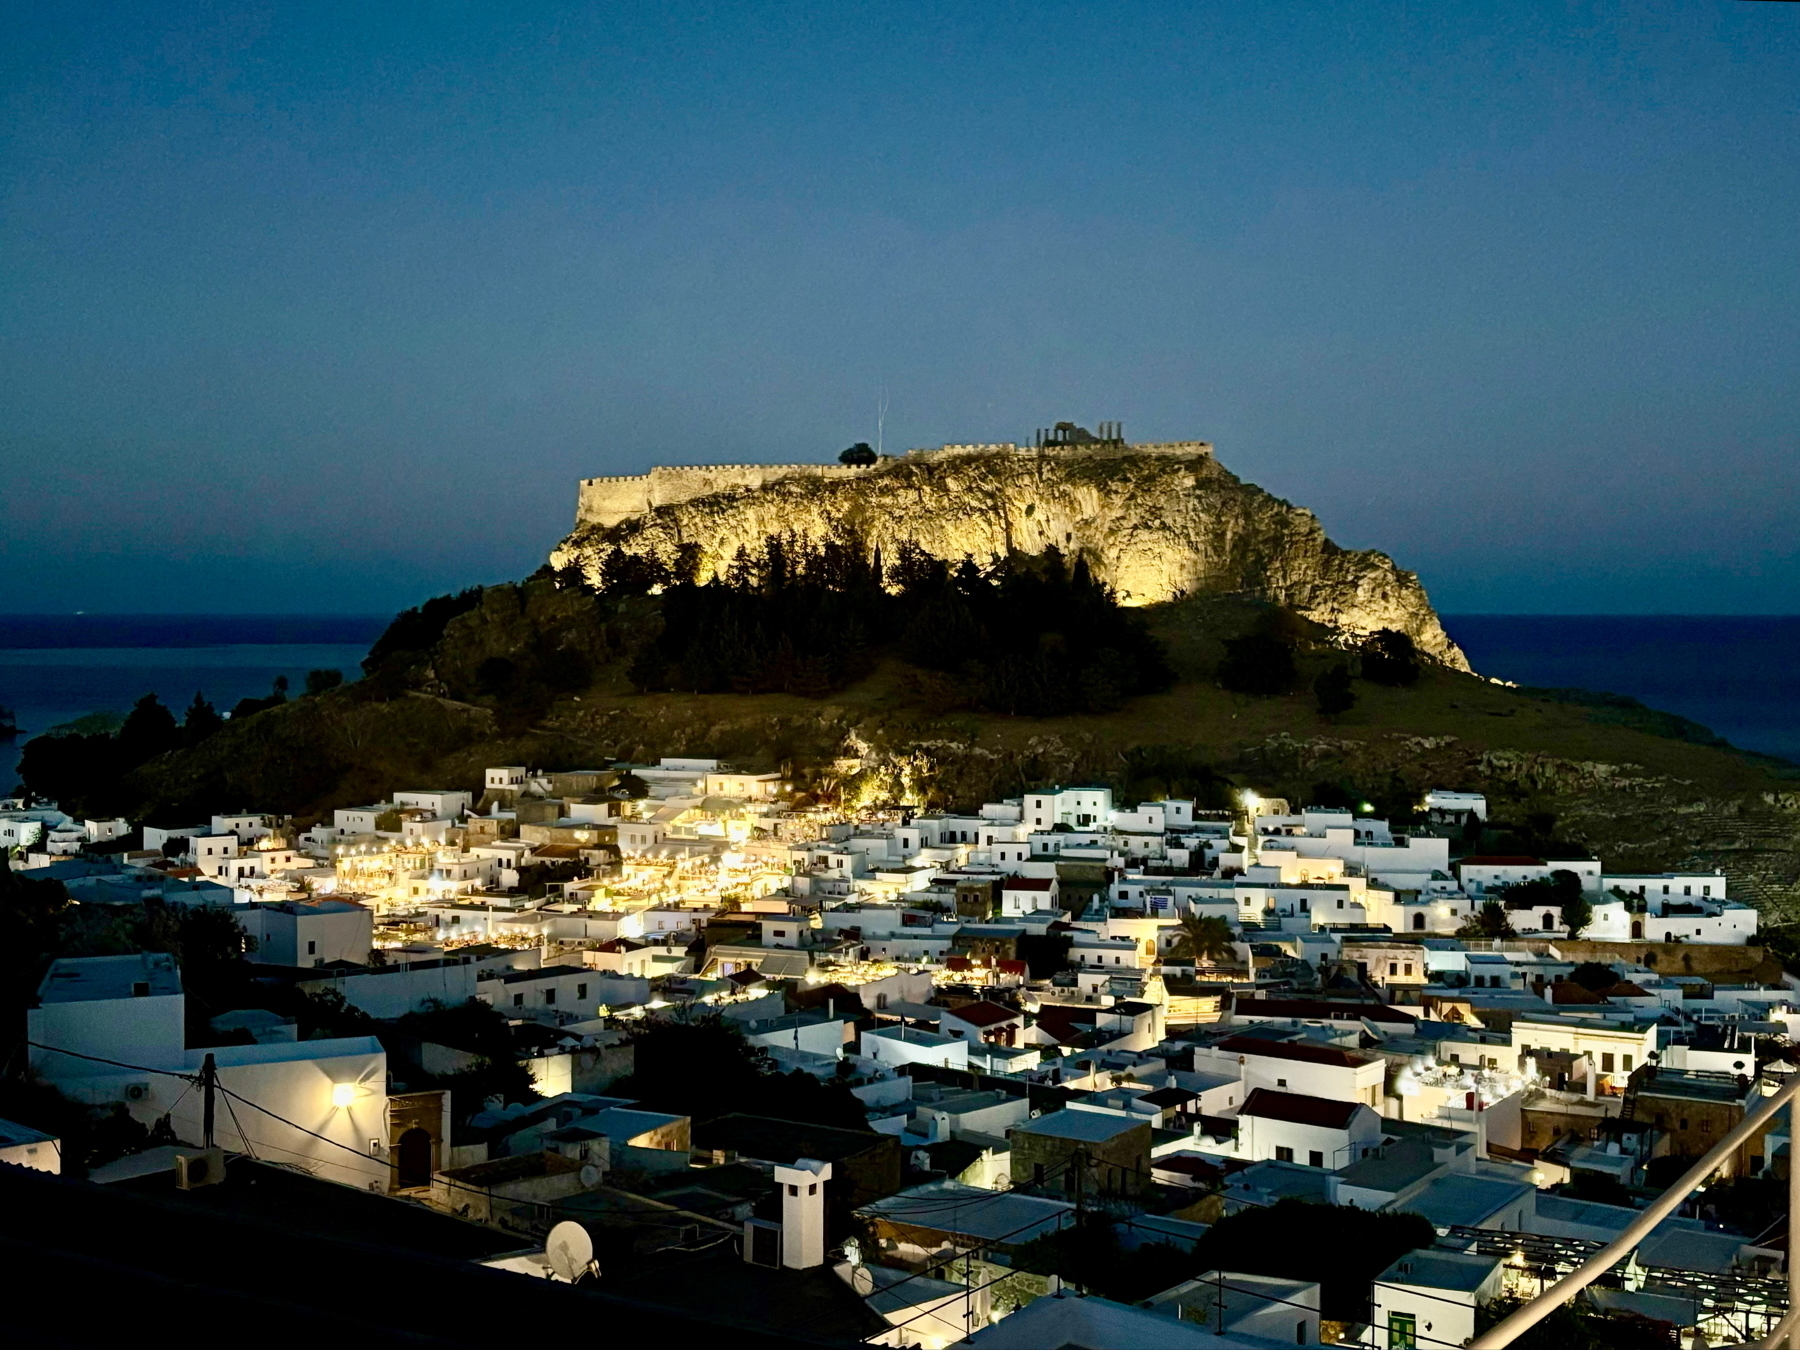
1238,1087,1363,1130
1550,983,1606,1005
945,957,973,972
1034,1005,1096,1043
943,1000,1021,1028
998,959,1028,974
1003,877,1055,891
1216,1035,1374,1068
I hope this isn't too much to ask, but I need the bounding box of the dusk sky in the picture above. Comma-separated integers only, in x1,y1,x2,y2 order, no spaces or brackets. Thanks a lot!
4,2,1797,617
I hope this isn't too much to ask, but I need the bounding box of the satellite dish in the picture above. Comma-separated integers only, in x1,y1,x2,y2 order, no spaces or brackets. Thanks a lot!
580,1164,601,1187
546,1221,594,1283
851,1265,876,1297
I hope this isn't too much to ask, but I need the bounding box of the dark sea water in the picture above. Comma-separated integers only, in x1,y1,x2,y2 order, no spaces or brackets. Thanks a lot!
0,615,388,791
3,613,1796,794
1442,615,1800,766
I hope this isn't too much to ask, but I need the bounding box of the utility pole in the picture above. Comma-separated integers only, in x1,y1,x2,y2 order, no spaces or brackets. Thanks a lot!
201,1052,217,1149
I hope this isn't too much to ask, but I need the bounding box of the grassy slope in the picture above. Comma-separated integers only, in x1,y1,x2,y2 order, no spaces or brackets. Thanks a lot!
126,593,1800,918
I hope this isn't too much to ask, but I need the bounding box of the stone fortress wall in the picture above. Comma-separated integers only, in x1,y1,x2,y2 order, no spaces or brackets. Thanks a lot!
575,440,1214,529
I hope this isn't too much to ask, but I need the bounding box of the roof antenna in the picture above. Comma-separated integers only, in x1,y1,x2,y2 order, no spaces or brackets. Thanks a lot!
876,383,890,458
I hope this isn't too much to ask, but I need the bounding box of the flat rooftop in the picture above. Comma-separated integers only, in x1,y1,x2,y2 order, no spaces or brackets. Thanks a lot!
38,953,181,1004
1011,1108,1146,1144
1378,1249,1501,1293
857,1180,1073,1243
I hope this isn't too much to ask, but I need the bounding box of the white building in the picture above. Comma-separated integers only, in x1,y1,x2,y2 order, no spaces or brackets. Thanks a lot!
1232,1088,1384,1168
1194,1035,1386,1111
1022,786,1114,831
1424,790,1488,821
860,1024,970,1071
28,953,386,1190
393,789,473,819
1371,1249,1504,1350
239,899,373,968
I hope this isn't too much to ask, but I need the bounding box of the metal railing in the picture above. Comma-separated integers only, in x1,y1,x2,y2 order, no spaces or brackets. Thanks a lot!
1471,1073,1800,1349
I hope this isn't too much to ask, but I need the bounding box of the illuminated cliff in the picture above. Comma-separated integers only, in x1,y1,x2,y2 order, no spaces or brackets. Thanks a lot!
552,442,1468,669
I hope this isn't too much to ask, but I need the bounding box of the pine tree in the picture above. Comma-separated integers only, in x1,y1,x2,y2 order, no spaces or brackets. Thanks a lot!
183,692,224,746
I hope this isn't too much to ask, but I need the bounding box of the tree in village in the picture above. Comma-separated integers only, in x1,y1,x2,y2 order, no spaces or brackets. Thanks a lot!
1167,913,1238,967
1459,898,1517,941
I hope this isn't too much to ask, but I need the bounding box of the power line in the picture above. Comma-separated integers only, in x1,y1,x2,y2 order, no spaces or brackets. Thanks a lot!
24,1038,199,1083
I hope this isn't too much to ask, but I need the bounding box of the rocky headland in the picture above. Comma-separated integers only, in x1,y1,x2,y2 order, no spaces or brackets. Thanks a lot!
551,441,1469,669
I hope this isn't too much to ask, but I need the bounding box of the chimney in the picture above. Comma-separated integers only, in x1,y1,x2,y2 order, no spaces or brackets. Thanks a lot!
773,1158,833,1268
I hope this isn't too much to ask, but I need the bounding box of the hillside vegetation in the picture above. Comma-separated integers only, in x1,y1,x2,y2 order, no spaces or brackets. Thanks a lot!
47,561,1795,923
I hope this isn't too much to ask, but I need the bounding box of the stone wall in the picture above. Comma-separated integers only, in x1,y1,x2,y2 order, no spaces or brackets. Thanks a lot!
574,441,1214,528
577,462,880,529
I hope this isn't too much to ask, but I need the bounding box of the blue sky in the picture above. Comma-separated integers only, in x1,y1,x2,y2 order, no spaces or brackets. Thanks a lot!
3,2,1796,614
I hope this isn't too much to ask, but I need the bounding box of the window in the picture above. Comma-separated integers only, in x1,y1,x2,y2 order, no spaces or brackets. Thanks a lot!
1389,1313,1418,1350
1277,1078,1288,1088
1274,1146,1295,1163
577,983,588,1001
1680,1118,1689,1131
307,941,317,955
1033,1164,1045,1186
1403,963,1413,977
1623,1054,1633,1071
1297,1322,1308,1344
1602,1053,1615,1072
1388,963,1398,976
1308,1150,1324,1168
513,993,524,1008
787,1184,798,1196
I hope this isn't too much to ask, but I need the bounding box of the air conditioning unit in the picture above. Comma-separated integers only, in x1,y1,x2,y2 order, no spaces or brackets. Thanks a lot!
175,1147,226,1190
743,1218,782,1268
123,1082,152,1103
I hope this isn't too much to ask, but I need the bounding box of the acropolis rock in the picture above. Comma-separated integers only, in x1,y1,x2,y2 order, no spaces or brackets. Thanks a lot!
552,438,1469,669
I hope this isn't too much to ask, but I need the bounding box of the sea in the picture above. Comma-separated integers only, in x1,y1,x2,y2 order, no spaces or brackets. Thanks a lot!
1,613,1797,793
0,615,388,791
1441,615,1800,766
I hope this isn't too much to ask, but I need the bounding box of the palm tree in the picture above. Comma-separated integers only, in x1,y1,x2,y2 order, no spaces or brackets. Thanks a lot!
1167,914,1238,968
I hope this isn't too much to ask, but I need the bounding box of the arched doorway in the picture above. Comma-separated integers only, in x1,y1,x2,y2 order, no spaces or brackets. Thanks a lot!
1632,920,1643,939
1542,912,1555,932
1412,913,1425,931
396,1127,433,1189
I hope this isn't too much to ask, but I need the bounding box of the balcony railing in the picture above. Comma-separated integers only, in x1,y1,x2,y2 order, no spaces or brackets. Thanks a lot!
1471,1072,1800,1349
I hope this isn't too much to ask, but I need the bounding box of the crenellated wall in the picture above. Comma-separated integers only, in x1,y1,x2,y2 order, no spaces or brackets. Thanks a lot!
575,441,1214,528
577,463,878,529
